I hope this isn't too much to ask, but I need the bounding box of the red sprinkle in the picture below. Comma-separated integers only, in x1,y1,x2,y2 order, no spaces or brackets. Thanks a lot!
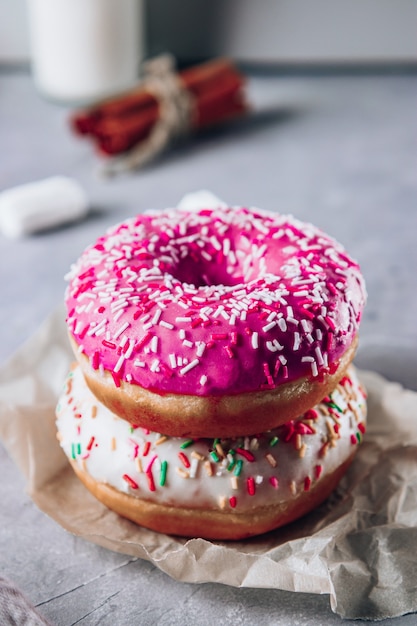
224,345,235,359
350,434,357,445
229,496,237,508
269,476,279,489
136,331,152,351
304,476,311,491
315,464,323,479
92,351,99,370
146,471,156,492
102,340,116,349
236,448,255,462
86,436,95,451
358,422,366,434
247,476,256,496
111,371,121,387
178,451,190,468
142,441,151,456
123,474,139,489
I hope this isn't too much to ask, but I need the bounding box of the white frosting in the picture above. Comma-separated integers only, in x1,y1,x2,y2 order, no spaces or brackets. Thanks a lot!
56,365,367,512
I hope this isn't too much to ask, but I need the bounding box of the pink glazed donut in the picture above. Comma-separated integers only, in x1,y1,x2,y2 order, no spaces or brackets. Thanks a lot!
65,206,366,437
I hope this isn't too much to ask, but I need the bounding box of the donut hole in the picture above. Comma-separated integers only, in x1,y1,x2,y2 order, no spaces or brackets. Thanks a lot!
173,255,246,288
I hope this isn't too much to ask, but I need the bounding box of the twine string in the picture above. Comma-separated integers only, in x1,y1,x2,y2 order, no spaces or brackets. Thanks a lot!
100,55,194,176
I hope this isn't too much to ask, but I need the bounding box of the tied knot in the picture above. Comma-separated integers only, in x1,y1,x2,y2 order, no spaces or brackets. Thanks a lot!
101,54,193,175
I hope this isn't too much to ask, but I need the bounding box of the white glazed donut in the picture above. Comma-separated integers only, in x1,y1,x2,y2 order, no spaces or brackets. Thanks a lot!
56,363,367,539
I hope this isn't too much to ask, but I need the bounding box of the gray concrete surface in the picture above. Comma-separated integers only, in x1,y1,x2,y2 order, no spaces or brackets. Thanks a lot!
0,69,416,624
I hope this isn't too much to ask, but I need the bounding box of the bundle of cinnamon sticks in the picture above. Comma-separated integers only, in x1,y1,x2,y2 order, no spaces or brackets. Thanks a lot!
70,57,248,161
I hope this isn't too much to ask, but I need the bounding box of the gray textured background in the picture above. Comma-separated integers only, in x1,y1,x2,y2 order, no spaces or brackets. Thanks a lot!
0,69,416,624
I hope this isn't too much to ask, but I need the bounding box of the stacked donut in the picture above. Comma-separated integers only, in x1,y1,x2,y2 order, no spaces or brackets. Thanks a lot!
56,205,367,539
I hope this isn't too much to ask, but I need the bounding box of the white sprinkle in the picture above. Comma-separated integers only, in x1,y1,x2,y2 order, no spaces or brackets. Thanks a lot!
150,359,160,372
196,342,206,357
189,457,199,478
176,317,191,323
124,339,135,359
213,305,225,318
150,335,159,353
152,308,162,325
278,318,287,332
315,345,324,366
180,359,199,375
183,339,193,348
113,354,125,373
262,321,276,333
279,355,287,365
301,319,310,333
169,354,177,369
179,329,186,340
293,332,301,351
160,320,174,330
311,360,319,377
113,321,130,340
87,319,107,336
251,332,259,349
199,374,208,386
119,335,128,349
210,235,222,251
113,309,125,323
302,356,314,362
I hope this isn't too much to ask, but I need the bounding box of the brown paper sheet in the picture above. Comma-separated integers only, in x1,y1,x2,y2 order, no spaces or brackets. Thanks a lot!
1,306,416,620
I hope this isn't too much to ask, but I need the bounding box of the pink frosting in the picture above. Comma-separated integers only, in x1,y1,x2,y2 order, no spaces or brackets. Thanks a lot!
65,206,366,397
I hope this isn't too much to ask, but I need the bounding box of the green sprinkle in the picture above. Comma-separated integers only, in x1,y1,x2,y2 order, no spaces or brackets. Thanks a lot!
160,460,168,486
269,436,279,447
227,459,236,472
213,438,220,447
356,432,362,443
210,451,220,463
228,448,236,456
77,443,81,455
327,400,343,412
71,443,76,459
180,439,194,449
234,459,243,476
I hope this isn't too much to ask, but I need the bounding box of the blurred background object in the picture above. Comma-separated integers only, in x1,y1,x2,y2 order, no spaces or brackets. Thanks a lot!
25,0,144,103
1,0,417,72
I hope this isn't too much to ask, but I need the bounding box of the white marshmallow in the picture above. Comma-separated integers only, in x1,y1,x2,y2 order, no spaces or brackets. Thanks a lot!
177,190,226,212
0,176,89,238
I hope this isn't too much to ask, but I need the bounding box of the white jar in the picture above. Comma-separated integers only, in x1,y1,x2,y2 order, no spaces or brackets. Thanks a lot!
27,0,144,104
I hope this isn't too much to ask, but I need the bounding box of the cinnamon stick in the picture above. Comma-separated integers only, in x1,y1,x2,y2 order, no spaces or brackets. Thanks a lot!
70,57,248,158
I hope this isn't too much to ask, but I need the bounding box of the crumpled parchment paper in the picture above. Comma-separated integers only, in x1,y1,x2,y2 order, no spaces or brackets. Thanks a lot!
0,306,416,621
